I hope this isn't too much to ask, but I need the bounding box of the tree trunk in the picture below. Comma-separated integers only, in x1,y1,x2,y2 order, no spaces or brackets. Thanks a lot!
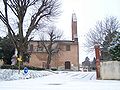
46,54,51,69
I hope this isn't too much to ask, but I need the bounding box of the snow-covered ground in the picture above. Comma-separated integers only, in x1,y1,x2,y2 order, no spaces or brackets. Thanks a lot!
0,69,54,81
0,69,120,90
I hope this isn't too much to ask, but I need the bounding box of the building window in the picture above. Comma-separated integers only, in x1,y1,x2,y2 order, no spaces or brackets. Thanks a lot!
42,62,46,68
37,47,43,52
30,44,33,52
66,45,70,51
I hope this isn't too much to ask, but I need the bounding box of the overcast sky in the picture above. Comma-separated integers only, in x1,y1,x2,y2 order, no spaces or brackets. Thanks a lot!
0,0,120,63
55,0,120,63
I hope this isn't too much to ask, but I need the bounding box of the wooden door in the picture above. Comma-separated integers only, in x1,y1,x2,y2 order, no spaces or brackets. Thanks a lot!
65,61,71,69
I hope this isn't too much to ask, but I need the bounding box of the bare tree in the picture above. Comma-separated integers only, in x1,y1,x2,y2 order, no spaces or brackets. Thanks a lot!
85,16,120,50
0,0,61,61
40,26,62,69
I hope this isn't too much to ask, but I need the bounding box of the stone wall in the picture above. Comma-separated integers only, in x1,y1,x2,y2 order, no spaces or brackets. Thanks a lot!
100,61,120,80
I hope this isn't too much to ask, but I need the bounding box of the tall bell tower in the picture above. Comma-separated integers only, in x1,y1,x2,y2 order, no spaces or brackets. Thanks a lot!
72,13,78,41
72,13,79,71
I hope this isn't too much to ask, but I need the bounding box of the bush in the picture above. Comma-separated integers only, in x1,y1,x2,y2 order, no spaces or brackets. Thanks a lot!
25,66,45,70
1,65,19,69
1,65,45,70
51,68,57,71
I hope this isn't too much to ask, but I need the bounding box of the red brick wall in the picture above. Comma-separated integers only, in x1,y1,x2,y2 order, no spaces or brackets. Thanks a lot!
24,41,79,70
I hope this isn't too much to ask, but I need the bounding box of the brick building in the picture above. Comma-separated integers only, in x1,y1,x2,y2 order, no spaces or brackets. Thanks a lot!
25,13,79,70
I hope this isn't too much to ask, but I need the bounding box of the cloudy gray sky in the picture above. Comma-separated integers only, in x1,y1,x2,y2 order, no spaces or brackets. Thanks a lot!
0,0,120,63
55,0,120,63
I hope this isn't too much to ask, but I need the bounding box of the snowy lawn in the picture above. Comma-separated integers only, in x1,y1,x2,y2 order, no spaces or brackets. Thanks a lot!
0,69,120,90
0,69,54,81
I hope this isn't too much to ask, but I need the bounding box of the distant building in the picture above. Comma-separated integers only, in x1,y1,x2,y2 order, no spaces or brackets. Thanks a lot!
82,57,96,71
24,13,79,70
82,57,91,71
91,57,96,70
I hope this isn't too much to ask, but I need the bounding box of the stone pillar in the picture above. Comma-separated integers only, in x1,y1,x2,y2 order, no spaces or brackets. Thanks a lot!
94,44,100,79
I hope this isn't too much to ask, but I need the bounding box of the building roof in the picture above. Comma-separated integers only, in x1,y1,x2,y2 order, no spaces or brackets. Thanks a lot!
30,40,78,45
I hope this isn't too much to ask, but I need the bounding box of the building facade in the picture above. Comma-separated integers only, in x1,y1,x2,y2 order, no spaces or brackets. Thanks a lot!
24,13,79,70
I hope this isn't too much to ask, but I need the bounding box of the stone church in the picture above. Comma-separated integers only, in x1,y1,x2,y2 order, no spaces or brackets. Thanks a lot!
25,13,79,70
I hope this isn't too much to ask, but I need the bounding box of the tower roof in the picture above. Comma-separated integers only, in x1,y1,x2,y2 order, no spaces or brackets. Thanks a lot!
72,13,77,22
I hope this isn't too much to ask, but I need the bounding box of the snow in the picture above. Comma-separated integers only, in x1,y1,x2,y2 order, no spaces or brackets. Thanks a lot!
0,69,120,90
0,69,53,81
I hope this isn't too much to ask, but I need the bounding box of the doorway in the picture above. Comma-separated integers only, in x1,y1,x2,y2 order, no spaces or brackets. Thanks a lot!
65,61,71,69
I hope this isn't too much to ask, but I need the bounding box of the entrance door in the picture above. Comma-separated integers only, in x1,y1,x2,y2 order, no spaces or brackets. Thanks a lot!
65,61,71,69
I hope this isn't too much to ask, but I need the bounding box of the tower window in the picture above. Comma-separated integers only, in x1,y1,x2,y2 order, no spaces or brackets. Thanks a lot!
66,45,70,51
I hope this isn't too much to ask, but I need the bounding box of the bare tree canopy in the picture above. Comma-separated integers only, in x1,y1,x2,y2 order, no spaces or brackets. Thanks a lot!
0,0,61,61
40,26,63,69
85,16,120,50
